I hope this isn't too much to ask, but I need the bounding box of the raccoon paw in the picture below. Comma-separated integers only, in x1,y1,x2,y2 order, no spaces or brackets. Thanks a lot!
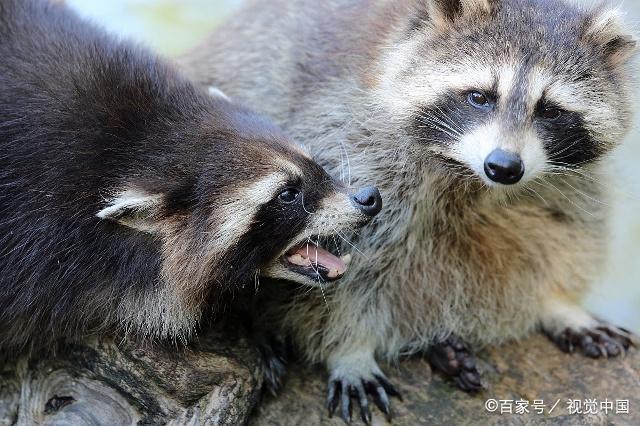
425,334,483,392
547,323,635,359
326,372,401,424
255,334,289,396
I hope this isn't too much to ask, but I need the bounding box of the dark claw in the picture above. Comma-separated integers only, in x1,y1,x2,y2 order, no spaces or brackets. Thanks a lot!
354,382,372,424
616,326,632,335
374,374,402,399
548,322,635,359
327,373,401,424
455,369,483,392
341,382,352,424
327,381,340,417
597,325,633,350
367,383,391,419
425,334,483,393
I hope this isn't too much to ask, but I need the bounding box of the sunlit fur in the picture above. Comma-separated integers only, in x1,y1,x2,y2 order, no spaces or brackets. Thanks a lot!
181,0,637,381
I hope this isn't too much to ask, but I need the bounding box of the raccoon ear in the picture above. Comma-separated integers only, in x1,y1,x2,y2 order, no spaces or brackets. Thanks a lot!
96,190,164,233
427,0,492,27
584,8,637,66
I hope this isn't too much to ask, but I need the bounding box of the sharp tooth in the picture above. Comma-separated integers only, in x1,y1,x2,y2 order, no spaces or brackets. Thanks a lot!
288,254,311,266
327,268,340,278
340,254,352,265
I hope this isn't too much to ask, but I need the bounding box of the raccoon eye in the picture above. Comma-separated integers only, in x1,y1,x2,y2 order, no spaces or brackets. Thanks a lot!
278,188,300,203
467,91,492,109
540,107,563,120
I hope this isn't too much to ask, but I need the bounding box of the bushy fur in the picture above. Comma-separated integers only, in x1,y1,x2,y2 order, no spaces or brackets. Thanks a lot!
182,0,637,400
0,0,371,353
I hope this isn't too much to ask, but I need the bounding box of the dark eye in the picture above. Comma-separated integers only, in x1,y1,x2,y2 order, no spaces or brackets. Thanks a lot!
467,91,492,109
278,188,300,203
540,106,563,120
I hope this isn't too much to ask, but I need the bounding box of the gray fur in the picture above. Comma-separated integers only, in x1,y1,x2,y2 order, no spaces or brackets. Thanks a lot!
180,0,637,396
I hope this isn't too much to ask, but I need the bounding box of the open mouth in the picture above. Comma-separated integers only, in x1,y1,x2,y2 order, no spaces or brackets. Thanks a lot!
281,239,352,282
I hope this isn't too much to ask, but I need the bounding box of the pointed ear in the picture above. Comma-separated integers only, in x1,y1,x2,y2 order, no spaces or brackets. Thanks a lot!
97,190,164,233
584,7,637,67
427,0,492,28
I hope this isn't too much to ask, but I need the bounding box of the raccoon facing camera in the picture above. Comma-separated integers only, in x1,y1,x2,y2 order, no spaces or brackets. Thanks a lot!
182,0,637,421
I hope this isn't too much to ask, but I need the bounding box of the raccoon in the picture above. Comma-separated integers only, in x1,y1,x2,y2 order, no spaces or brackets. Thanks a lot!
0,0,382,354
181,0,637,421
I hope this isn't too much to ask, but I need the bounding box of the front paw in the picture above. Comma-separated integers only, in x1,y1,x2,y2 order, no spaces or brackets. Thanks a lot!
547,322,635,358
425,334,483,392
326,363,401,424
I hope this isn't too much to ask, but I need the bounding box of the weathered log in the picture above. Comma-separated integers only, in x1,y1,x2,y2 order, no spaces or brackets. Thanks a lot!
0,324,262,425
0,332,638,425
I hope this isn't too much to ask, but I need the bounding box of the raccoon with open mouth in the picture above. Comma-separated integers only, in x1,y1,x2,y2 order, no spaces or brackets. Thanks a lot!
182,0,637,422
0,0,382,354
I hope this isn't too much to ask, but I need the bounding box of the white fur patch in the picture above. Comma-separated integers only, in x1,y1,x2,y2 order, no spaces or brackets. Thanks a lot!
275,157,304,178
328,349,383,383
453,122,547,186
519,130,548,182
97,190,161,219
315,192,361,224
241,172,289,204
497,64,517,104
210,172,289,251
587,7,627,42
529,65,609,122
526,67,552,112
375,38,493,118
540,298,598,335
97,190,163,233
207,86,230,101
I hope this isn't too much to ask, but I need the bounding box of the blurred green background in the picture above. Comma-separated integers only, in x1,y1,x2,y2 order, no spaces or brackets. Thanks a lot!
67,0,640,333
66,0,242,56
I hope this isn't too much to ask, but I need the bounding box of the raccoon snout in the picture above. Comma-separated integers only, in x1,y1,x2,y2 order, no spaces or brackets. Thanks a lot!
351,186,382,217
483,149,525,185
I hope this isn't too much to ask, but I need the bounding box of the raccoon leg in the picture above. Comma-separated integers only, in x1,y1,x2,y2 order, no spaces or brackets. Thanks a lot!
326,350,401,424
425,334,483,392
541,299,635,358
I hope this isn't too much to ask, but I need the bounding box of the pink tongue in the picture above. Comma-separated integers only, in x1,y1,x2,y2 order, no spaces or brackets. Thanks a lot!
288,244,347,277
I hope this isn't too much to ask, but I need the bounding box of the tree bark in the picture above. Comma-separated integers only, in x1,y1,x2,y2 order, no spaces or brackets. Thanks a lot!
0,325,262,426
1,333,638,425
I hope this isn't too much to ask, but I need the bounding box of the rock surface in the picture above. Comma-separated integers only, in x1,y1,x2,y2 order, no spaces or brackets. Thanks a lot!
0,333,637,425
253,334,640,426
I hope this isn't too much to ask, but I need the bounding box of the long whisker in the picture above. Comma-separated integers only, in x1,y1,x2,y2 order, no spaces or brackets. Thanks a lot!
301,193,315,215
334,228,369,260
532,179,595,217
522,182,550,206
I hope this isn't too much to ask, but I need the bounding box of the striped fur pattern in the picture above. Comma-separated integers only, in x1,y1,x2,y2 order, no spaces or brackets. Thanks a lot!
181,0,638,404
0,0,373,352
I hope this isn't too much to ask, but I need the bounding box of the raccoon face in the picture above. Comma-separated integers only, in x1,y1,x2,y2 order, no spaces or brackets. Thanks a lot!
377,0,637,189
199,135,382,288
245,160,382,288
96,100,381,291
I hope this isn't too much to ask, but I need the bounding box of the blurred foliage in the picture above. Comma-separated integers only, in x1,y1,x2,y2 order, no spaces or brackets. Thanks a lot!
67,0,243,56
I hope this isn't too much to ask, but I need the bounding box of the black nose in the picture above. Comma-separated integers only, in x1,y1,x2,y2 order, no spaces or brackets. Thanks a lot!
351,186,382,217
484,149,525,185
